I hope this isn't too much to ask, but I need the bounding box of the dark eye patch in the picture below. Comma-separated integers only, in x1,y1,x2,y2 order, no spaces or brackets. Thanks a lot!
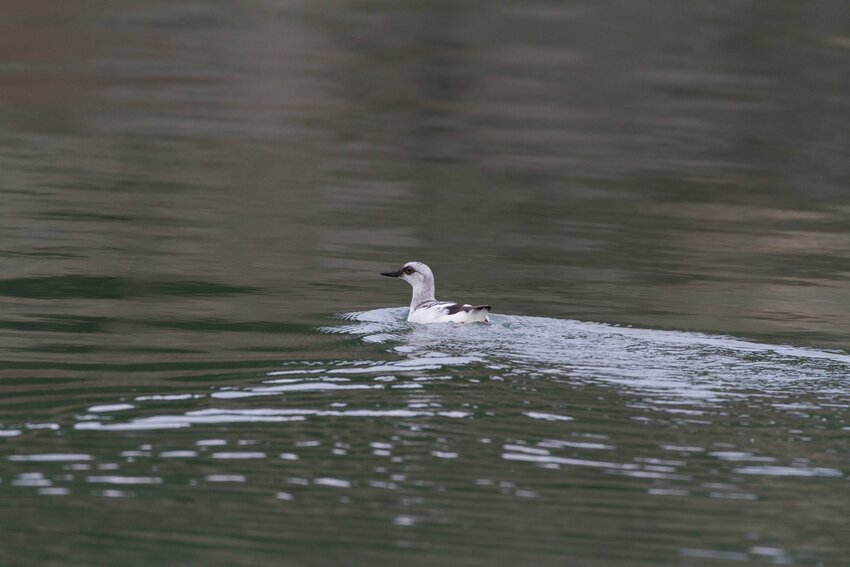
403,266,415,275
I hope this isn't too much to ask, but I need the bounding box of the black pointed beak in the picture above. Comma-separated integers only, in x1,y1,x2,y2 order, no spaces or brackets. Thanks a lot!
380,269,403,277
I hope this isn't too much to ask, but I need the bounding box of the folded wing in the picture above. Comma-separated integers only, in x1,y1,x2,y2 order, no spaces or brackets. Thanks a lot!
444,303,492,315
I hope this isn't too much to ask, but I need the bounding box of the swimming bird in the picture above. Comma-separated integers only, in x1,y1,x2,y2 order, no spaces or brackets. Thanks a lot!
380,261,491,323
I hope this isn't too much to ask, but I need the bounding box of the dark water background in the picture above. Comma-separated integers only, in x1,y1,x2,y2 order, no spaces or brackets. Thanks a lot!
2,2,849,565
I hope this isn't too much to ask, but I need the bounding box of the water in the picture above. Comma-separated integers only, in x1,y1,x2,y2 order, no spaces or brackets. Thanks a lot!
2,1,850,565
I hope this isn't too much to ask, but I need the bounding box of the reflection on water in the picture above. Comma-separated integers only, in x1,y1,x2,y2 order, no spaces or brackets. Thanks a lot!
2,0,850,565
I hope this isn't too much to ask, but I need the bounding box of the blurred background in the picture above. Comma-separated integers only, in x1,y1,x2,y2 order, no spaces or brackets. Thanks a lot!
3,0,849,348
1,1,849,565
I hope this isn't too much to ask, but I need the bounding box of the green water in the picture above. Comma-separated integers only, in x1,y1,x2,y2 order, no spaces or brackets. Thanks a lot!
2,1,849,565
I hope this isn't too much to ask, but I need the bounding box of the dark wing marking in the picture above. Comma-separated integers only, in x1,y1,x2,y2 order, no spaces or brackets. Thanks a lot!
444,303,492,315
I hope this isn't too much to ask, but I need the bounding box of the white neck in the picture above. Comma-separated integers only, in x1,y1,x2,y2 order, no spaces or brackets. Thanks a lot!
409,274,436,310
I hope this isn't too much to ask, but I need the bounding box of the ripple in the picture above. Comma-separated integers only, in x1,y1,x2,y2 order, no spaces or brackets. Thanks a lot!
524,411,574,422
74,407,472,432
314,477,351,488
204,475,246,483
501,451,639,471
733,465,843,478
211,452,267,460
326,308,850,405
0,276,257,299
212,381,382,399
86,476,163,485
12,305,845,567
8,453,93,462
88,404,135,413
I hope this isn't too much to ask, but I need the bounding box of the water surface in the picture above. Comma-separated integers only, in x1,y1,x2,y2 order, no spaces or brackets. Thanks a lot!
2,1,849,565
